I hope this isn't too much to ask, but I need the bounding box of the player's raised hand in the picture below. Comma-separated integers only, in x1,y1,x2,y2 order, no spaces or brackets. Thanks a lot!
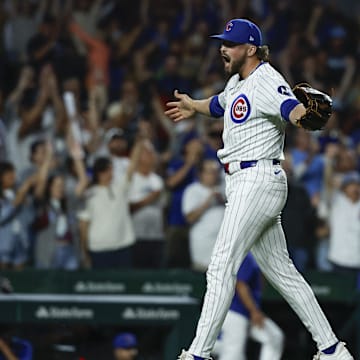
165,89,195,122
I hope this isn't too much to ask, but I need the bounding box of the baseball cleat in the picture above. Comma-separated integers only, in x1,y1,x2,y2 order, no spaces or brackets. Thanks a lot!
313,342,354,360
177,349,212,360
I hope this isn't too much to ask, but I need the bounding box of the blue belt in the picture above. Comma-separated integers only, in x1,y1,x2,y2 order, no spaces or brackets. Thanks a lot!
224,159,280,174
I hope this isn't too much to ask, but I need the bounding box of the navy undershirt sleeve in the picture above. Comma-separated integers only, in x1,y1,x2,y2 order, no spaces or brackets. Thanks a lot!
237,256,255,282
209,95,225,118
280,98,300,122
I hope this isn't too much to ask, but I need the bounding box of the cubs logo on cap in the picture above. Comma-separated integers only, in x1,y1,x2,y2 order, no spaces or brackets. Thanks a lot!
230,94,251,124
225,21,233,32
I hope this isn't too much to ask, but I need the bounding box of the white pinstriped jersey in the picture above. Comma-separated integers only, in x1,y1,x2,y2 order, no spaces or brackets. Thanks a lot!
217,62,298,164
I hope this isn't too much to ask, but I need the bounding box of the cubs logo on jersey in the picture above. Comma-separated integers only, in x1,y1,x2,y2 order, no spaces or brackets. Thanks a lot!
277,85,291,96
230,94,251,124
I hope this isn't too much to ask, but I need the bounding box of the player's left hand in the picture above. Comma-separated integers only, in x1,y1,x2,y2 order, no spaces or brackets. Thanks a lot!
292,83,332,131
250,309,265,328
165,90,195,122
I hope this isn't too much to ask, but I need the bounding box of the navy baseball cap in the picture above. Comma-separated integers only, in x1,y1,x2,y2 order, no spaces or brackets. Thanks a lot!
211,19,262,47
113,333,137,349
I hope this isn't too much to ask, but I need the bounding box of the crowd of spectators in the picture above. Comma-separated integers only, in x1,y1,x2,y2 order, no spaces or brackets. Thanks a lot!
0,0,359,273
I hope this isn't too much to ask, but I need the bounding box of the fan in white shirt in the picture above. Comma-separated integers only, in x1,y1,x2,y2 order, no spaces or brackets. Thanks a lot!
328,172,360,269
129,140,166,268
182,159,225,272
78,141,143,269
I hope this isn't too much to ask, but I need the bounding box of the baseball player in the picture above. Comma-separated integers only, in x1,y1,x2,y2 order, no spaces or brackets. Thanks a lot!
112,332,138,360
215,253,284,360
165,19,353,360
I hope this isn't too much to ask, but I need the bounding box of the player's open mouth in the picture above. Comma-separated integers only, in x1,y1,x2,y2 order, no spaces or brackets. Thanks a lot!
222,55,230,63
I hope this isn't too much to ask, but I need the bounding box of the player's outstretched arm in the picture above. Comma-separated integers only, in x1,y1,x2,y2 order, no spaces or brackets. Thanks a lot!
165,90,212,122
289,103,307,127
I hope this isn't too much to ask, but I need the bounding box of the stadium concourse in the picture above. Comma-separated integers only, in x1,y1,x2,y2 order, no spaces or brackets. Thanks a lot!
0,0,359,359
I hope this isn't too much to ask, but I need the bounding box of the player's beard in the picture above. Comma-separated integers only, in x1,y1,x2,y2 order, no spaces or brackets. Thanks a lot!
227,53,247,77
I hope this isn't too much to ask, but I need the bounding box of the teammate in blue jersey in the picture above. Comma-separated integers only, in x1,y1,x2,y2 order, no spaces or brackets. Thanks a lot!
166,18,354,360
0,336,32,360
215,253,283,360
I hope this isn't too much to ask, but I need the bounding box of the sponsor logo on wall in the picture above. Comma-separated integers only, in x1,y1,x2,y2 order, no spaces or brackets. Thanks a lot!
141,282,193,294
122,307,180,320
74,281,126,293
35,306,94,319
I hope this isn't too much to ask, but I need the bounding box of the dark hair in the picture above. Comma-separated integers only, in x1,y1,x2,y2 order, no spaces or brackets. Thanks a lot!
44,174,66,212
20,88,37,111
208,130,222,138
256,45,270,62
197,158,218,175
180,131,200,155
30,140,45,161
92,157,112,184
42,13,56,25
0,162,15,177
0,162,15,197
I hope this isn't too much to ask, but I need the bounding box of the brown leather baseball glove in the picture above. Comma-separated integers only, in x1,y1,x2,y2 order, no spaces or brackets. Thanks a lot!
292,83,332,131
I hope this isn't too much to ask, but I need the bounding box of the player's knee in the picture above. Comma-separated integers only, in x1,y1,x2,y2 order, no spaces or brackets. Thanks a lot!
206,261,233,281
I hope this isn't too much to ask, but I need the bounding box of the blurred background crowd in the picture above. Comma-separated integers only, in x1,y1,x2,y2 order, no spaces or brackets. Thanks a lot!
0,0,359,275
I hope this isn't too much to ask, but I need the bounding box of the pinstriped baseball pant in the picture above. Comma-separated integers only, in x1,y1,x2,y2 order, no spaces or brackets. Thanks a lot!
188,160,338,358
